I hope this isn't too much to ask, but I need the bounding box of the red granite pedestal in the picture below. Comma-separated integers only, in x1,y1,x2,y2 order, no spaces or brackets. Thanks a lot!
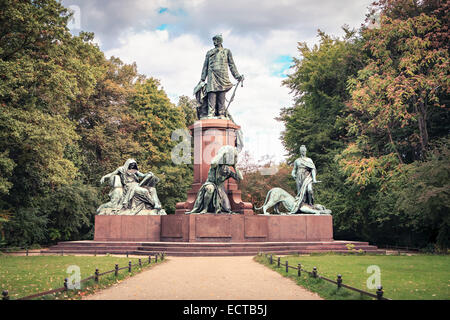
175,119,253,214
94,214,333,242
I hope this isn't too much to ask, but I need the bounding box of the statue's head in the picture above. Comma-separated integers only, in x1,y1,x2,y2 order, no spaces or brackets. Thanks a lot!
123,158,138,170
300,145,307,157
212,34,223,47
212,145,238,166
129,162,138,170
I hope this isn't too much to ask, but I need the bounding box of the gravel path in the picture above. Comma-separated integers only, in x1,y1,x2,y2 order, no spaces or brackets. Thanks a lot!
84,256,322,300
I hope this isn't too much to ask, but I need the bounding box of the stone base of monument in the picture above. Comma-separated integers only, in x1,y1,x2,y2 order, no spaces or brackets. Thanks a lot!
93,214,334,242
43,214,383,255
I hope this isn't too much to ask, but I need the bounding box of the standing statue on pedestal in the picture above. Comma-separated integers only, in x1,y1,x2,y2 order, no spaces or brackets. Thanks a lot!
292,145,319,205
187,145,243,214
97,159,166,215
194,34,244,120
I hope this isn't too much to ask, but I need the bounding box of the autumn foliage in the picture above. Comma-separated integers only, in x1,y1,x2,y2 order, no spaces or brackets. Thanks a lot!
279,0,449,250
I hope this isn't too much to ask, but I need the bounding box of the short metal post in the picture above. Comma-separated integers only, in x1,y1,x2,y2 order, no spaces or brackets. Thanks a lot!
26,248,29,256
162,252,165,260
115,264,119,277
285,260,289,273
61,249,64,256
2,290,9,300
148,255,151,264
337,274,342,289
277,257,280,268
155,254,158,263
376,286,384,300
95,269,99,283
312,267,317,278
298,264,301,277
126,251,128,258
139,258,142,267
270,254,273,264
64,278,68,291
128,260,132,272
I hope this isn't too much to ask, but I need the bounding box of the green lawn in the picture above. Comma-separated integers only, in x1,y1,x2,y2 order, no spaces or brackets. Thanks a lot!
0,255,162,300
255,253,450,300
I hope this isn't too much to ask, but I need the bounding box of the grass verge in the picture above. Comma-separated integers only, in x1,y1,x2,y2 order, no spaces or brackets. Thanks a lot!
0,254,165,300
254,253,450,300
254,254,371,300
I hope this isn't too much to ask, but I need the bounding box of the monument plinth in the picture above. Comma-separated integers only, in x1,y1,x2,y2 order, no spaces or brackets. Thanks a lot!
94,214,333,242
175,119,253,214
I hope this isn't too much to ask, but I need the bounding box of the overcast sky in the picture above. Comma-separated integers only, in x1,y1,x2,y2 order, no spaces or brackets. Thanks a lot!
61,0,373,164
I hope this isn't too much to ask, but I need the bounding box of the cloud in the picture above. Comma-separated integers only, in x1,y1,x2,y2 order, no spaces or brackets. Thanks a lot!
63,0,372,50
62,0,374,162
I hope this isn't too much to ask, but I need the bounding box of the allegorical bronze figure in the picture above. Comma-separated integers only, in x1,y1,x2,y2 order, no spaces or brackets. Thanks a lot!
97,159,165,215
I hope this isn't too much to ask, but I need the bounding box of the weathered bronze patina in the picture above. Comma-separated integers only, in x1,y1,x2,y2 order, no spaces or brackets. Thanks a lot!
97,159,166,215
187,145,243,214
292,145,319,204
194,34,244,119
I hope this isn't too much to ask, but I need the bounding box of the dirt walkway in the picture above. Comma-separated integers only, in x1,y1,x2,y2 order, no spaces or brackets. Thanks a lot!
84,256,322,300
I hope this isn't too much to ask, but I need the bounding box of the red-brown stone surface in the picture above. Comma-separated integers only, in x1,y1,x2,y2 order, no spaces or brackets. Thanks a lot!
94,214,333,242
175,119,253,214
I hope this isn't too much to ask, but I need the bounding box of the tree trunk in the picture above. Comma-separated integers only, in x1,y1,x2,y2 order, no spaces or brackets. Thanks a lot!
414,97,429,159
387,124,404,164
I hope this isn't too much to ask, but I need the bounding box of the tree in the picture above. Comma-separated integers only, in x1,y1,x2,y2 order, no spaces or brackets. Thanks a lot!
177,95,197,128
130,78,193,213
279,29,365,168
337,0,450,248
0,0,94,210
0,0,142,245
238,152,295,210
68,54,145,185
394,138,450,250
40,182,101,242
278,29,368,240
346,0,449,165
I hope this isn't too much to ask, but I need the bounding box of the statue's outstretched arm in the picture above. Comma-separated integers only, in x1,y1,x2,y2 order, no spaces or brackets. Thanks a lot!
227,50,242,81
311,168,317,183
135,170,148,178
100,168,120,184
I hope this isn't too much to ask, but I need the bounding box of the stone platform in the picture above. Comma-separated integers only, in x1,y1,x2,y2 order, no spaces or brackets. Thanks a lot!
45,215,384,256
93,214,333,242
43,240,383,256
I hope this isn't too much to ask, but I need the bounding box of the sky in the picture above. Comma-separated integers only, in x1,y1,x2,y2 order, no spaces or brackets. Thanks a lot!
61,0,373,164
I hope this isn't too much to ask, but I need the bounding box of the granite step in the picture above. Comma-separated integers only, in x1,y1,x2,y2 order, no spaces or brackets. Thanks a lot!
47,244,377,250
41,249,384,256
43,240,381,256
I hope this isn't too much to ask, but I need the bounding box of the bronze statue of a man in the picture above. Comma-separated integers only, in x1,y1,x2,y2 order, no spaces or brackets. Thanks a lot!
195,34,244,119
